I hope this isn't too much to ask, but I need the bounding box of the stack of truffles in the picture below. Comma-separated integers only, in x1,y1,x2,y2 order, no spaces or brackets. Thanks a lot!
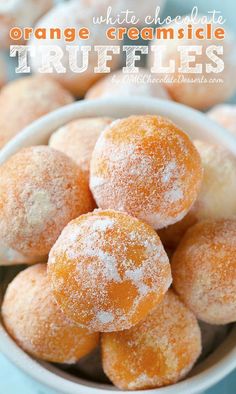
1,114,236,390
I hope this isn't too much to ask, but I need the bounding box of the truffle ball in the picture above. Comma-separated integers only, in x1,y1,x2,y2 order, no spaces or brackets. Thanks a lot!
0,75,73,149
158,139,236,249
48,209,172,332
208,104,236,135
2,264,99,363
90,115,203,229
172,219,236,324
193,140,236,221
102,290,201,390
0,146,94,256
49,117,113,180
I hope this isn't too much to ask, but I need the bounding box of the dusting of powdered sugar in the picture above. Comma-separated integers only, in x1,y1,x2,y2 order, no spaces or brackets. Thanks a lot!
0,146,94,256
102,290,201,390
49,117,113,180
90,115,202,230
172,219,236,324
96,311,114,324
2,264,98,364
48,209,172,331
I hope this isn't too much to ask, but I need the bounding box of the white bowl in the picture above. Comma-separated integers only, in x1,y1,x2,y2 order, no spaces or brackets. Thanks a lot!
0,97,236,394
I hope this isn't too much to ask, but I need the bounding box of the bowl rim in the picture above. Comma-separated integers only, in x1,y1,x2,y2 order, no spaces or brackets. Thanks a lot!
1,96,236,161
0,96,236,394
0,324,236,394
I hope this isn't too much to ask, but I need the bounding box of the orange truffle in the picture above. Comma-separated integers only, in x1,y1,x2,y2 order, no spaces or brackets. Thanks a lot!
0,75,73,149
2,264,99,363
48,209,172,332
208,104,236,136
157,139,236,249
192,140,236,221
101,289,201,390
90,115,203,230
172,219,236,325
49,117,112,180
0,146,94,257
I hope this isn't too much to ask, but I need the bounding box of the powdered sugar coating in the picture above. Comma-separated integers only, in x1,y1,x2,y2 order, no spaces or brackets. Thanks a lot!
0,146,94,256
2,264,99,363
193,140,236,221
0,75,73,149
101,290,201,390
86,69,170,100
48,209,172,332
208,104,236,135
90,115,203,230
158,139,236,250
172,219,236,324
49,117,113,180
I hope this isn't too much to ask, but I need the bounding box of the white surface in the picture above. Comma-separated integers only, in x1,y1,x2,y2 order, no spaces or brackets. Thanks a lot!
0,97,236,394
